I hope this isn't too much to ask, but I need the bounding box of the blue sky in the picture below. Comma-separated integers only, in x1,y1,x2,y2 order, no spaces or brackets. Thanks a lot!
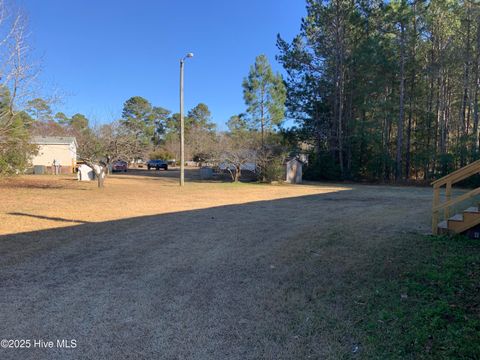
20,0,306,129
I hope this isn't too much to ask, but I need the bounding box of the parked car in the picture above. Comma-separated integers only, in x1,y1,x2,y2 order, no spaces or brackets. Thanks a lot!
112,160,128,172
147,159,168,170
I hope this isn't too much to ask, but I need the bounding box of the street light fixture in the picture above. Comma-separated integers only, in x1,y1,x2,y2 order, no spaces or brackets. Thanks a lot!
179,52,194,186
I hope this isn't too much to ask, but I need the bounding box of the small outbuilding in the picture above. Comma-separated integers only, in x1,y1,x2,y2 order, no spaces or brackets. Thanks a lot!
285,158,303,184
77,164,106,182
31,136,77,174
77,164,94,181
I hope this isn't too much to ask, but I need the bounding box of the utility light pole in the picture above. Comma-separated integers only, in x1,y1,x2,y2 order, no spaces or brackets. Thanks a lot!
179,52,194,186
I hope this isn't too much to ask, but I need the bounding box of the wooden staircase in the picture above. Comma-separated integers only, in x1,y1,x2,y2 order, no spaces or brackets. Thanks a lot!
432,159,480,235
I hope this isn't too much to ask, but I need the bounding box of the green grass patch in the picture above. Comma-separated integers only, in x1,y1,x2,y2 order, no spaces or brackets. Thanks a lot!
358,235,480,359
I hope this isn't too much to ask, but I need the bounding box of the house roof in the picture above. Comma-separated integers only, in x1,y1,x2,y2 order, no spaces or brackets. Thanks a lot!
32,136,77,147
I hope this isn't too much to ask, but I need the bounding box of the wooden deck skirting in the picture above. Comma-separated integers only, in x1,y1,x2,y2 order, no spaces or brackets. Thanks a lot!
431,159,480,234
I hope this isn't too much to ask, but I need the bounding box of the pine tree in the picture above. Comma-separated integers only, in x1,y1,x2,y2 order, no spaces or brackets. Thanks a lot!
242,54,286,148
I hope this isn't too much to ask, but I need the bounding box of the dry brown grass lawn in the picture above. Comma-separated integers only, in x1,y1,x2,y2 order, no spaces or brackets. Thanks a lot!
0,169,350,235
0,168,437,359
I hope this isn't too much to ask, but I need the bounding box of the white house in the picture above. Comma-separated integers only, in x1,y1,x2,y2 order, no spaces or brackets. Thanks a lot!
31,136,77,174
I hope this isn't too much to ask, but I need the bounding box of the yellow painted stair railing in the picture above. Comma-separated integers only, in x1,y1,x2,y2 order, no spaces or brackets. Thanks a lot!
431,159,480,235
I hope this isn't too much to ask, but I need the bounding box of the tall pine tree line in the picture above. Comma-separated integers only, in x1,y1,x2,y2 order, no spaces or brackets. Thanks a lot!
278,0,480,181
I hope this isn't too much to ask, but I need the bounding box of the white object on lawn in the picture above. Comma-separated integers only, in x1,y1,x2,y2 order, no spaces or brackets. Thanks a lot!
77,164,94,181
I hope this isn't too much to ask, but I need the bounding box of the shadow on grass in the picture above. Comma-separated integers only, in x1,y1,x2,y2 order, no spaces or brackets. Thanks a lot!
8,212,90,224
0,179,71,189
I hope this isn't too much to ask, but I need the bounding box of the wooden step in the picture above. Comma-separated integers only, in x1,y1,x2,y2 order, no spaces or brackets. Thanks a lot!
438,220,448,229
441,207,480,234
437,220,450,235
463,207,480,223
447,213,463,222
448,214,464,232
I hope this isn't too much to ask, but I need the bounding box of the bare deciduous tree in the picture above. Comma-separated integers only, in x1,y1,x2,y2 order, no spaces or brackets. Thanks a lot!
0,1,40,175
211,133,256,182
0,3,38,111
78,121,141,188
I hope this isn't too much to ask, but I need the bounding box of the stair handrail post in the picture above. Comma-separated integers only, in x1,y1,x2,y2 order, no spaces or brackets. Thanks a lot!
445,181,452,219
432,184,440,235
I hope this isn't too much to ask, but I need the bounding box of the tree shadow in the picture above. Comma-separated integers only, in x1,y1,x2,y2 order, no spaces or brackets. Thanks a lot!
0,180,67,190
7,212,90,224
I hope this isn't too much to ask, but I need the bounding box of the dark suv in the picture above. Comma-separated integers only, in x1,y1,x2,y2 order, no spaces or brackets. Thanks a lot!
147,159,168,170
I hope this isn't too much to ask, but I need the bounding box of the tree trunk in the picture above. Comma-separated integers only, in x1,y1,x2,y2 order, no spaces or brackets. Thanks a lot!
234,166,241,182
82,160,106,188
382,87,390,181
438,72,446,156
473,14,480,155
460,2,472,166
334,0,345,179
97,170,105,188
396,20,406,182
405,1,417,179
260,85,265,149
405,94,413,179
424,40,435,179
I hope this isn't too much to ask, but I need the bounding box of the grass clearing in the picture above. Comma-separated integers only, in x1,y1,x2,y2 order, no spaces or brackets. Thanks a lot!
1,169,478,358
